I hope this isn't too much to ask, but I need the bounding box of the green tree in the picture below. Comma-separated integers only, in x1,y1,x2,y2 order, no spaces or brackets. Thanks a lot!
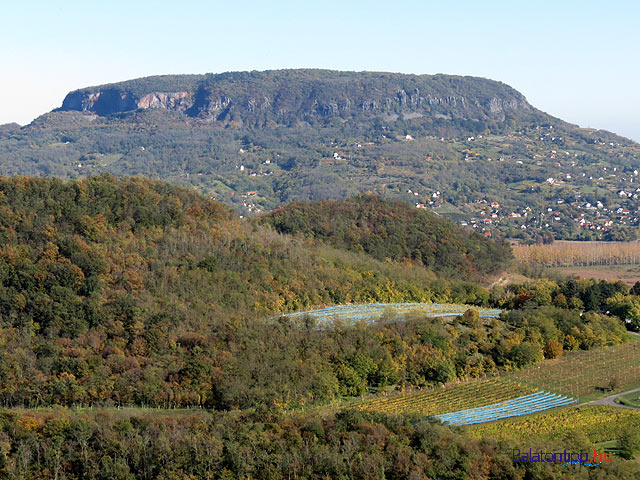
619,427,640,459
510,342,544,368
461,309,480,328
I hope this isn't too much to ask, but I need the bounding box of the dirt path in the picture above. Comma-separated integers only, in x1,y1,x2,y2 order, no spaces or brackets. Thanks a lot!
587,387,640,410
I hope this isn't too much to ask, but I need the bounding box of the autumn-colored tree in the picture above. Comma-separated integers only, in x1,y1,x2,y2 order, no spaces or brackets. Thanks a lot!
543,338,564,359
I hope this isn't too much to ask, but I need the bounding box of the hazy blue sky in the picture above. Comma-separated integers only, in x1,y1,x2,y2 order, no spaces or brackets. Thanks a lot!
2,0,639,140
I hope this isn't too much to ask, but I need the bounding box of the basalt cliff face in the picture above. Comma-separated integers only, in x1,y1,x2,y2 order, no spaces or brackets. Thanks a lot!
57,69,537,126
61,89,193,115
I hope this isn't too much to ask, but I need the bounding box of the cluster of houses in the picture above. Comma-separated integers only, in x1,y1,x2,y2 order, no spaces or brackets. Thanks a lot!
410,187,640,238
462,197,640,235
411,128,640,237
235,164,273,177
570,204,640,231
412,189,442,209
239,191,263,214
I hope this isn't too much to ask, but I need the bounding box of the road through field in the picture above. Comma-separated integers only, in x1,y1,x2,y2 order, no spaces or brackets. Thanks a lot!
587,387,640,410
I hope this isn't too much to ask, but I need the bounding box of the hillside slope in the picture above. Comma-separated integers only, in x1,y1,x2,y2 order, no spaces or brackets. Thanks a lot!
0,175,495,408
0,176,629,412
0,175,484,325
1,69,639,241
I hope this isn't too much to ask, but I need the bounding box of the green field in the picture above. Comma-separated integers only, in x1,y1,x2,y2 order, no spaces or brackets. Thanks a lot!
616,391,640,408
549,264,640,286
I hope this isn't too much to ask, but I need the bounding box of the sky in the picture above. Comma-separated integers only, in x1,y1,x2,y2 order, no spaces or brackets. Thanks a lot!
2,0,639,141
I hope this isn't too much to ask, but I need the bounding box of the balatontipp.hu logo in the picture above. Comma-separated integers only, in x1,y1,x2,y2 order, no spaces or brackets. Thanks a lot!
513,448,614,467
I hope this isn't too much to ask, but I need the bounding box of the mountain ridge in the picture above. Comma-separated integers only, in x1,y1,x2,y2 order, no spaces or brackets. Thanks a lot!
56,69,542,126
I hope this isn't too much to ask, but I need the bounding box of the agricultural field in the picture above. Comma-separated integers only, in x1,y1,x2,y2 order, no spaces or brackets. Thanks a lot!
505,341,640,402
434,391,575,425
513,240,640,268
356,341,640,427
279,303,502,327
549,264,640,285
356,378,536,417
468,406,640,444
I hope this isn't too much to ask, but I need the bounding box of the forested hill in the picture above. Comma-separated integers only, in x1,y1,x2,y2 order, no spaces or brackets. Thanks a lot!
0,175,631,415
0,175,502,408
0,175,469,327
57,69,540,126
260,195,512,278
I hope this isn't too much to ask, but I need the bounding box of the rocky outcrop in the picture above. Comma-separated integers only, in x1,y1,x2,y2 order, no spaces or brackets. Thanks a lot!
137,92,191,110
61,88,138,116
61,89,192,115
